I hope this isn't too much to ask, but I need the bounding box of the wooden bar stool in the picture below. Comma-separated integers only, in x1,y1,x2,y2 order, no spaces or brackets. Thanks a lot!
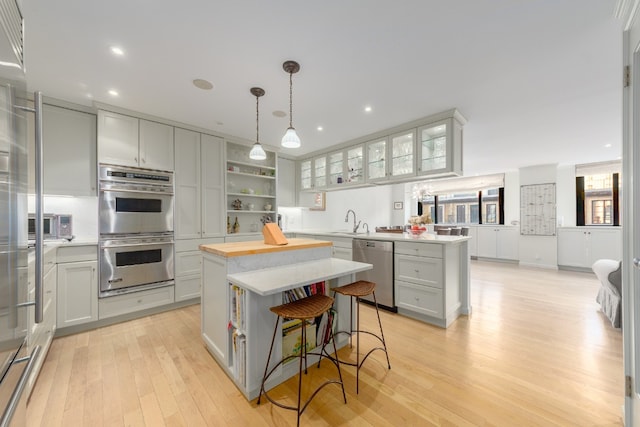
257,293,347,427
320,280,391,393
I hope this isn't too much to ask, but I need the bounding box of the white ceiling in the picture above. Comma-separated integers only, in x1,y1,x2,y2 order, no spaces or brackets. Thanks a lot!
21,0,623,176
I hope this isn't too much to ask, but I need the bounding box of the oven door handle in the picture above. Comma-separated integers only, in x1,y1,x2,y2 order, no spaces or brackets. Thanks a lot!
99,187,173,196
101,241,173,249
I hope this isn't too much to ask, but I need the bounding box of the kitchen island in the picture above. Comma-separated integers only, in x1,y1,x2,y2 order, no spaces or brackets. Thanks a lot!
293,230,472,328
199,238,372,400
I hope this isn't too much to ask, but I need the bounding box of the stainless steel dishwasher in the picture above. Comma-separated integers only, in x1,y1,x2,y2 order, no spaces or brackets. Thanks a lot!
352,239,396,312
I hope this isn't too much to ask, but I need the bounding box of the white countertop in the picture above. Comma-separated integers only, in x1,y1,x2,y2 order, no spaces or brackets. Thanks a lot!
289,229,471,244
227,258,372,296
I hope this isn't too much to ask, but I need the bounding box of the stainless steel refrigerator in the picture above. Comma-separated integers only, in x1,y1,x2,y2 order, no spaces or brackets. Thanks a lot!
1,0,43,425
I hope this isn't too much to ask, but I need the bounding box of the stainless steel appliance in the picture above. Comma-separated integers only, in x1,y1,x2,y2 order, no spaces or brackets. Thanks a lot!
28,213,72,240
1,1,43,423
352,239,396,312
99,164,174,235
99,234,174,297
98,164,175,297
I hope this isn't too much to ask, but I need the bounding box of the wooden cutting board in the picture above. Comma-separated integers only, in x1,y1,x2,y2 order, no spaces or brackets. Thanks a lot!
199,238,332,257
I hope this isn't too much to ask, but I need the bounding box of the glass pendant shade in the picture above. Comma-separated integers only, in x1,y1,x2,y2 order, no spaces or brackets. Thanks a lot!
249,142,267,160
281,127,301,148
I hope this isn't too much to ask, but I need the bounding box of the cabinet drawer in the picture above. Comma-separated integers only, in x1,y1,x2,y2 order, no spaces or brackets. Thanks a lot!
396,281,443,318
176,251,202,276
394,254,442,288
395,242,442,258
175,275,201,302
99,286,175,319
56,245,98,263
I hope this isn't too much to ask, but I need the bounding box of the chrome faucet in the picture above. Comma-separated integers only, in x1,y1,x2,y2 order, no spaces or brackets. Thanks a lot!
345,209,361,233
362,222,370,234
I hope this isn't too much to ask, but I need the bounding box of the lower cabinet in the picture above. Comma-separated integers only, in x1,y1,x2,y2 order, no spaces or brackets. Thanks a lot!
557,227,622,269
175,238,223,302
27,258,57,397
56,245,99,329
475,226,519,261
394,241,461,328
98,286,175,319
329,236,352,260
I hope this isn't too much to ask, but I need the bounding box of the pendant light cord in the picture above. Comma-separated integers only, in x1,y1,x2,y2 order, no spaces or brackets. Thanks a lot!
256,93,260,143
289,71,293,128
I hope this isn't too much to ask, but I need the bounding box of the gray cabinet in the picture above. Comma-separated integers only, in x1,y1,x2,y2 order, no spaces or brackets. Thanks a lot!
557,227,622,269
277,157,296,207
98,110,174,171
174,129,224,239
394,241,462,328
56,245,98,329
28,103,97,196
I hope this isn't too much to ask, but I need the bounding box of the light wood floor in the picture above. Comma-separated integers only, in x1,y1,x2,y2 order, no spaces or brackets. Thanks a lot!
27,261,624,426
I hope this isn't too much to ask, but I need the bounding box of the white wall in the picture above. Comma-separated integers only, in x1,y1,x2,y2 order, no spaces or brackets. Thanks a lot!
298,185,395,231
556,164,576,227
28,195,98,241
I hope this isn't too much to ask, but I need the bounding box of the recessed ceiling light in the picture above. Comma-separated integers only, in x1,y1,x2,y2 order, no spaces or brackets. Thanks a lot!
273,110,287,118
86,93,93,99
110,46,124,56
604,143,612,148
317,126,323,131
108,89,119,97
364,106,372,113
193,79,213,90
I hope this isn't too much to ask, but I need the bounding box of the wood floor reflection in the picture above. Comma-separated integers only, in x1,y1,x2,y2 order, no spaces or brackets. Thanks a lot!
27,260,623,426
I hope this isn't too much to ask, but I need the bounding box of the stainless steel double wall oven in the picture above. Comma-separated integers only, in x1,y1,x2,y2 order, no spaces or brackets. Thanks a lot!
98,164,174,297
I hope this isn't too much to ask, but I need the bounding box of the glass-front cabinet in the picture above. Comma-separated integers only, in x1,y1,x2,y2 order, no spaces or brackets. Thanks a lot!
417,116,463,177
300,159,312,191
298,108,466,191
327,151,343,186
314,155,327,189
366,137,387,183
390,129,416,180
346,145,364,184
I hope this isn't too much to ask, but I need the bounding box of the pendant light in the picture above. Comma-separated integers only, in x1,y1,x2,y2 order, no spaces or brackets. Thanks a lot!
249,87,267,160
281,60,301,148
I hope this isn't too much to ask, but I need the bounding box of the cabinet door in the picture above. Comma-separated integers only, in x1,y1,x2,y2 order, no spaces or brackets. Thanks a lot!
327,151,344,186
175,128,202,239
476,227,498,258
366,138,387,182
588,228,622,265
57,261,98,328
97,110,139,167
201,134,224,237
300,159,312,191
417,119,449,176
313,156,327,189
332,247,352,260
389,129,416,180
139,119,174,171
346,145,364,184
42,105,97,196
557,229,589,267
496,228,519,260
396,281,443,318
277,157,296,207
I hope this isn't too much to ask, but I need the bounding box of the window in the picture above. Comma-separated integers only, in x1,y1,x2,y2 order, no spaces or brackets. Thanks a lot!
575,161,620,226
485,204,497,223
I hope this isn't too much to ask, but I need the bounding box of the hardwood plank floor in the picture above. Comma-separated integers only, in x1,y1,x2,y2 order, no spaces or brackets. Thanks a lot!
27,261,624,426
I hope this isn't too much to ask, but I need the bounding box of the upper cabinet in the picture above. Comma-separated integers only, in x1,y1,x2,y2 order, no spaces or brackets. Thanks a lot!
98,110,174,171
389,129,416,180
300,108,466,191
174,128,224,240
28,103,97,196
417,116,463,178
277,157,296,207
